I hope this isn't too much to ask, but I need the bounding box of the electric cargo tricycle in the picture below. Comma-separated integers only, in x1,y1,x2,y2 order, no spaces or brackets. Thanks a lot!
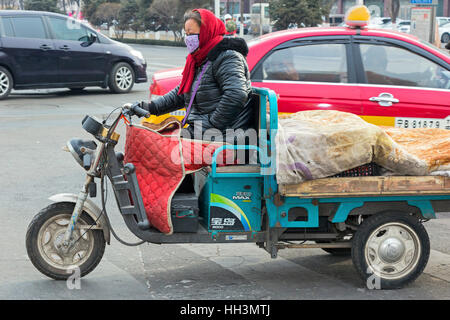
26,87,450,289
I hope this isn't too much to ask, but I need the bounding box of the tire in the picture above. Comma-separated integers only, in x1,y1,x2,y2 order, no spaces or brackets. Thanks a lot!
108,62,135,93
441,33,450,45
26,202,106,280
351,211,430,289
0,66,13,100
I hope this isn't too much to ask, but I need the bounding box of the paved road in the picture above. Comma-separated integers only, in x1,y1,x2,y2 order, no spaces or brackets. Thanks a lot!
0,44,449,301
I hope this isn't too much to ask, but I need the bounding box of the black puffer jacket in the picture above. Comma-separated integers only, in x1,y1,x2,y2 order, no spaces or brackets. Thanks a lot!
149,37,252,136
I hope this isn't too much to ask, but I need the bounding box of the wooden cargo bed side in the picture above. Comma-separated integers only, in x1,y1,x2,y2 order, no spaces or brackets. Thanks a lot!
279,176,450,198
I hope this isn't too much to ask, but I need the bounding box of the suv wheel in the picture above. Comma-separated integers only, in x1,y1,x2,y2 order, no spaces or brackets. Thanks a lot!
0,67,13,100
108,62,135,93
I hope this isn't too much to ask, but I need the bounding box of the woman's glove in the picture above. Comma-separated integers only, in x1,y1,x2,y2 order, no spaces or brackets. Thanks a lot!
139,101,157,114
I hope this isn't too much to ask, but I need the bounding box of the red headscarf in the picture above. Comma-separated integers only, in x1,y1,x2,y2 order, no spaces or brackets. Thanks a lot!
178,9,226,95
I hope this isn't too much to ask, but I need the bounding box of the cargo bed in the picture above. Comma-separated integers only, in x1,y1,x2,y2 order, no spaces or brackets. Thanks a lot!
279,176,450,198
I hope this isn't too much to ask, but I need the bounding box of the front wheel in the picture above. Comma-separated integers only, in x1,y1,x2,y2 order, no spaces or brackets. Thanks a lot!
108,62,135,93
26,202,106,280
351,211,430,289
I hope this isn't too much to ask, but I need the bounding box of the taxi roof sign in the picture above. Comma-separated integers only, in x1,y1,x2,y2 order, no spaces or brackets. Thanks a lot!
345,5,371,28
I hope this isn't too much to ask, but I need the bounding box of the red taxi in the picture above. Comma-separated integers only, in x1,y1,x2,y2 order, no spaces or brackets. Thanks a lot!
149,6,450,129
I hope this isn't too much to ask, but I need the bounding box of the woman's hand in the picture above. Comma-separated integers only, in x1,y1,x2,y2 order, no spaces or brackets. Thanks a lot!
138,101,156,114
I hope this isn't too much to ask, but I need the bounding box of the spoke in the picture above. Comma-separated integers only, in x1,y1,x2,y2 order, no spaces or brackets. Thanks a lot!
42,241,59,256
403,237,416,251
392,256,409,272
368,231,386,248
74,237,91,252
62,254,75,266
369,256,387,274
366,240,380,254
389,226,405,239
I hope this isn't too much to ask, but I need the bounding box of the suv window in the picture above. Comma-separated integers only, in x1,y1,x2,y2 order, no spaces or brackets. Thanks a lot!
48,17,96,42
259,43,348,83
10,16,47,39
0,17,14,37
360,44,449,89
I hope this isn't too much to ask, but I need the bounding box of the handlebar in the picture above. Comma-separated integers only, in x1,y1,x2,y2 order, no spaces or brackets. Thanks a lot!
123,102,151,118
130,103,151,118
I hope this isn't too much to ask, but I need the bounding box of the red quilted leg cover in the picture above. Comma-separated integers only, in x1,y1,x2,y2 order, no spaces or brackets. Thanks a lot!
124,125,233,234
124,125,183,234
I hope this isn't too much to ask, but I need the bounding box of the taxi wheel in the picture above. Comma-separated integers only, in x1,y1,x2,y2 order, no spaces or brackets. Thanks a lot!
0,66,13,100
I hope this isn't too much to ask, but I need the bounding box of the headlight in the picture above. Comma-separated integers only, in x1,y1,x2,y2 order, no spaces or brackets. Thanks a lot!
67,138,97,170
130,49,145,62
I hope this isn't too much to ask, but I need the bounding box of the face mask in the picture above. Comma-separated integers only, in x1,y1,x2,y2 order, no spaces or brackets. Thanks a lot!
185,34,200,54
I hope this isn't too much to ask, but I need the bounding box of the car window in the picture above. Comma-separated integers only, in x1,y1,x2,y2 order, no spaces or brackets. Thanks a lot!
10,16,47,39
360,44,449,89
261,43,348,83
48,17,95,42
0,17,14,37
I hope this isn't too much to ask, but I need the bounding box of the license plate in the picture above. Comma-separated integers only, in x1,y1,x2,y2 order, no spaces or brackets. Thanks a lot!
170,110,186,116
395,116,450,129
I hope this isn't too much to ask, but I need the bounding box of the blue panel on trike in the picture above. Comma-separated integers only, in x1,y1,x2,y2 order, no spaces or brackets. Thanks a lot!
198,171,263,232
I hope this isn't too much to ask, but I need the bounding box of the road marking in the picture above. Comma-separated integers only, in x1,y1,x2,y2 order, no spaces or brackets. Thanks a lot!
425,250,450,283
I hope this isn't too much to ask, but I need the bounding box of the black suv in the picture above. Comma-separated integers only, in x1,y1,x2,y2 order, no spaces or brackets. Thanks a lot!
0,10,147,99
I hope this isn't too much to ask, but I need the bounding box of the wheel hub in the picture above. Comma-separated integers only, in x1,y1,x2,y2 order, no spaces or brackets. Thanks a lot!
378,237,405,263
365,222,421,280
116,67,132,90
37,214,95,269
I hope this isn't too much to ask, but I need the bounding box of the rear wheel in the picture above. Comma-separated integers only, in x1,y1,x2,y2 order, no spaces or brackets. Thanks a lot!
108,62,135,93
26,202,106,280
352,211,429,289
0,66,13,100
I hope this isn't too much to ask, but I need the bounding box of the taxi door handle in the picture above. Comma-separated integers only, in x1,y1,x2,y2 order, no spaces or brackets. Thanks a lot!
369,93,399,107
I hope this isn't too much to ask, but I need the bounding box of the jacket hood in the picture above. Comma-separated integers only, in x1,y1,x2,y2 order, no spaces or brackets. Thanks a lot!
207,37,249,61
